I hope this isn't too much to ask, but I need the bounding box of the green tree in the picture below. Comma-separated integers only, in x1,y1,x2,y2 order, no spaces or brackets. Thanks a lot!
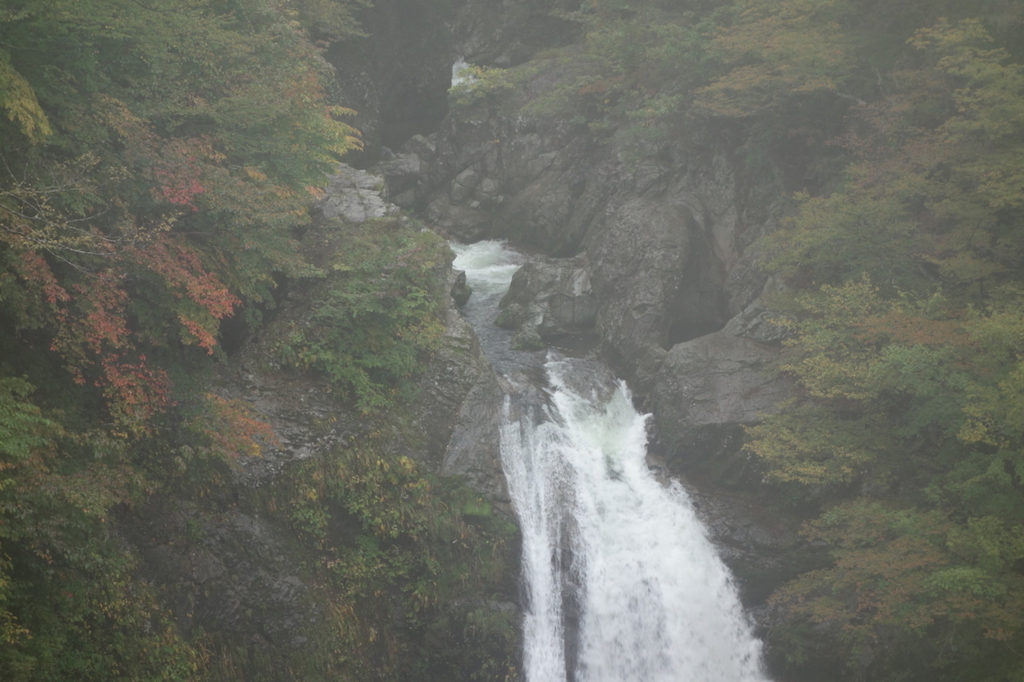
0,0,366,678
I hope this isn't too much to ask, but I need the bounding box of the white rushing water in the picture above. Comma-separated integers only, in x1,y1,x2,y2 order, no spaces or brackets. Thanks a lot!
451,240,524,303
451,57,476,87
451,240,533,373
454,240,769,682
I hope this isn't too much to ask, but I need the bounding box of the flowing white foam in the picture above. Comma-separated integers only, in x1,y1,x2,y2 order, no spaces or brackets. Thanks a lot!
451,57,476,87
451,240,523,299
502,360,769,682
452,240,531,372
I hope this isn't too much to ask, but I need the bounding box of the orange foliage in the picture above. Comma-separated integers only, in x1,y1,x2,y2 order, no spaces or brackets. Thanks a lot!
128,233,240,353
193,393,279,459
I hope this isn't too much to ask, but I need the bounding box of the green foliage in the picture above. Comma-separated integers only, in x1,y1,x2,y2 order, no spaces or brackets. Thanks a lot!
282,430,520,682
0,51,50,142
0,0,511,675
746,402,892,491
0,376,57,467
697,0,857,118
765,188,927,291
763,17,1024,297
0,418,200,681
448,66,518,117
0,0,371,678
771,502,1024,680
743,11,1024,680
278,219,449,413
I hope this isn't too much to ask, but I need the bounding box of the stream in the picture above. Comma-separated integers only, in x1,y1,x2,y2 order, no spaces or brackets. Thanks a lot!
452,240,770,682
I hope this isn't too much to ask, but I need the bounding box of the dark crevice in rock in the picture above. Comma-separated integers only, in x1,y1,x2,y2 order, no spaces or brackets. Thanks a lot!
665,241,731,347
328,0,455,166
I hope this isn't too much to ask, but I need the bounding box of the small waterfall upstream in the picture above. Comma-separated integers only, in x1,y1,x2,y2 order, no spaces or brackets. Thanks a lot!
452,241,769,682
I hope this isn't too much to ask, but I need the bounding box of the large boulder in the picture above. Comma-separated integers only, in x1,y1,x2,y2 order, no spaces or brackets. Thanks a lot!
649,298,796,486
374,151,423,208
588,197,692,394
371,134,440,210
496,255,596,345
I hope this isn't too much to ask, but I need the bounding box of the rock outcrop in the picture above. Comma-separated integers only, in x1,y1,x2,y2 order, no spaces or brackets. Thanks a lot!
321,164,399,222
496,254,596,348
650,316,796,485
410,50,783,403
122,498,317,661
407,306,512,507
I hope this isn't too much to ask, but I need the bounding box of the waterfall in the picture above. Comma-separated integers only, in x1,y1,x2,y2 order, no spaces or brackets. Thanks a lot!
454,241,769,682
451,57,476,87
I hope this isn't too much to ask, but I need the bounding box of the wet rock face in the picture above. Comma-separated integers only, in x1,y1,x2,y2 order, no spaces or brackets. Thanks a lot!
588,197,693,394
497,255,597,346
649,298,796,487
404,307,513,508
442,369,514,513
123,499,315,653
682,484,804,609
321,164,399,222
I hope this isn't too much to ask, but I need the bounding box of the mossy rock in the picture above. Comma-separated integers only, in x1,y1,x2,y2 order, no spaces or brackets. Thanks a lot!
495,302,528,330
510,325,544,350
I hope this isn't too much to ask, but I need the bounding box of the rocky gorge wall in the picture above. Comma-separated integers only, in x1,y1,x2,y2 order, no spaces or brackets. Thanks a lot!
110,1,1023,680
363,0,811,644
373,17,801,532
373,35,796,428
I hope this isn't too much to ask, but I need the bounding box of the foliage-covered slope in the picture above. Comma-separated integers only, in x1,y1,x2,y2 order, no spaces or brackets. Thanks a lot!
743,15,1024,681
0,0,359,676
0,1,521,680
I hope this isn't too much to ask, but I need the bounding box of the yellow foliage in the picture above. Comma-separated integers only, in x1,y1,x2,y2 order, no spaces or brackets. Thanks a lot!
697,0,854,117
0,54,50,141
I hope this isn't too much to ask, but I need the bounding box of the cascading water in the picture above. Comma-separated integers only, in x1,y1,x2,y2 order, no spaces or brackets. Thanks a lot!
451,57,476,87
453,241,770,682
